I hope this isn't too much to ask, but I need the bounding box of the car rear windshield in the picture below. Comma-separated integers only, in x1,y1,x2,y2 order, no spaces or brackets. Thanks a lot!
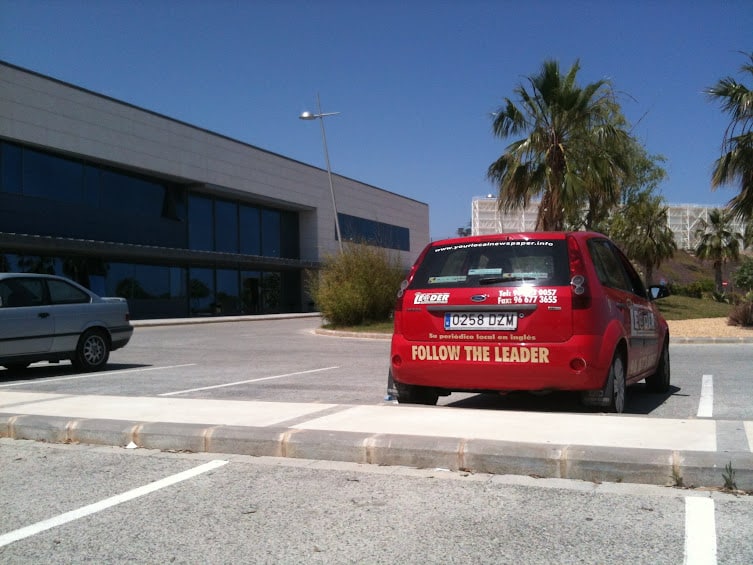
409,239,570,289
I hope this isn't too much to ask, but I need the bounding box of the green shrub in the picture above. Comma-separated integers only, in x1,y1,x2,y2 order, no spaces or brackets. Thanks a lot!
734,257,753,292
669,279,714,298
728,293,753,327
306,243,405,327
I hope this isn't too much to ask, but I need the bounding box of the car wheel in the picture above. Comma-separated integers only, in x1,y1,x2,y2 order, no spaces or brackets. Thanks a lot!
395,382,439,406
606,353,626,414
645,339,670,393
72,329,110,371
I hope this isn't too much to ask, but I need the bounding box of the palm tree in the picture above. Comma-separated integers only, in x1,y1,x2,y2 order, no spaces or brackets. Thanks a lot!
610,189,676,286
706,51,753,221
488,59,631,231
695,208,743,294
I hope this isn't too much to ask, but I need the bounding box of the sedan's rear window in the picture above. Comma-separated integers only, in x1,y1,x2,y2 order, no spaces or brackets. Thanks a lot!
409,240,570,289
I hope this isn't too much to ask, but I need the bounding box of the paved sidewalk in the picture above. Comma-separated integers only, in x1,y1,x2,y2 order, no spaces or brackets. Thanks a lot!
1,390,752,490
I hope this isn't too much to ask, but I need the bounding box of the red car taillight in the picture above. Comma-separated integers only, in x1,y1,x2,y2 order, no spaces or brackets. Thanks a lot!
567,235,591,309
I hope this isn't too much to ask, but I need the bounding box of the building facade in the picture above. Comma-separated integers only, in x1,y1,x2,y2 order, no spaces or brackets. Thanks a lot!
0,62,429,319
471,196,746,251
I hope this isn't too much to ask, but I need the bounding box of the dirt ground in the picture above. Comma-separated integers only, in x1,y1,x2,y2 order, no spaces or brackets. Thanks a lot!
667,317,753,339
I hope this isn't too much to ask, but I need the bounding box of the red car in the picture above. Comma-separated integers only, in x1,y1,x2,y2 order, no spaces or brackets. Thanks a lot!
389,232,670,413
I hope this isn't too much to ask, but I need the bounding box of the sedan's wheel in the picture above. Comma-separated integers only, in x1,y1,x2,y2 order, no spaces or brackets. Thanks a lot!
72,329,110,371
395,382,439,405
645,339,670,393
607,353,626,414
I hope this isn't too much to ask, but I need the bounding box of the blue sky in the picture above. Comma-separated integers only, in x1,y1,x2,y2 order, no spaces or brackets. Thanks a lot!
1,1,751,240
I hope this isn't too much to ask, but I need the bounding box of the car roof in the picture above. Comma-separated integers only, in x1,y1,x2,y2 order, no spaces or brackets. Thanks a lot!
0,273,68,281
429,231,607,248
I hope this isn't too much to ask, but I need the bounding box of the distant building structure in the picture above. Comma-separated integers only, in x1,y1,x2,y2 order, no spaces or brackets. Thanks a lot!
0,61,429,319
471,196,746,251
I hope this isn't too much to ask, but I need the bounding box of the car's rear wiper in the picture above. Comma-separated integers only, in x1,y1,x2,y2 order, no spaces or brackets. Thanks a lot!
478,275,531,284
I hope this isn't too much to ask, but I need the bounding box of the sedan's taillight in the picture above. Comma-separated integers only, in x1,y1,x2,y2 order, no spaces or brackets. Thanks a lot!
567,235,591,309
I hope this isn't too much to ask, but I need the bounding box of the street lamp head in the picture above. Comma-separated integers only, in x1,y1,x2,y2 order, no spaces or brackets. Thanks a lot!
299,111,317,120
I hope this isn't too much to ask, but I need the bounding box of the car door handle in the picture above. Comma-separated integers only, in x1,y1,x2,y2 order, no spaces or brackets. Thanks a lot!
38,312,51,319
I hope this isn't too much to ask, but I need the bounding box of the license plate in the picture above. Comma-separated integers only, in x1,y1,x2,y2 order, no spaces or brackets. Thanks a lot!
444,312,518,331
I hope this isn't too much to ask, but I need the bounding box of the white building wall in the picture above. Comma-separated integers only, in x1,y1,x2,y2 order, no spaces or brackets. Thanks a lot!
0,63,428,267
471,196,747,251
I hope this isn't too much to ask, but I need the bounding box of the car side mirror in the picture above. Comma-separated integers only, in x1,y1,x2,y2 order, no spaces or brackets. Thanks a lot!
648,284,670,300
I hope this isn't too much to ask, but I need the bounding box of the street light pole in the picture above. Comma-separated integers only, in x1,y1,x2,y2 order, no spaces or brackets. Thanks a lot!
299,94,343,253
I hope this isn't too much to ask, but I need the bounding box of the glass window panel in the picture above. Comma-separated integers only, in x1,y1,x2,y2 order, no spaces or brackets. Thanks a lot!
170,267,186,299
216,269,240,314
261,209,281,257
48,279,90,304
23,148,83,203
336,213,409,251
100,170,164,214
83,165,101,207
162,186,186,221
1,142,22,193
240,271,261,314
240,205,261,255
107,263,135,299
188,195,214,251
189,268,214,315
261,272,281,313
280,211,300,259
215,200,239,253
132,264,170,299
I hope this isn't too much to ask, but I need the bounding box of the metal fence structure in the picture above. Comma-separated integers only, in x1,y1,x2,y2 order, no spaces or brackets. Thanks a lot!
471,197,747,251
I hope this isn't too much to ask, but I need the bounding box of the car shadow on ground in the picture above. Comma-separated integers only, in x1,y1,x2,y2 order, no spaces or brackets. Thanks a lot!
443,384,682,415
0,363,151,381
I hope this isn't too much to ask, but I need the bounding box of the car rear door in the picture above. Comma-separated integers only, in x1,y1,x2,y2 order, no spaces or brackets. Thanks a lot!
0,278,55,356
587,239,659,378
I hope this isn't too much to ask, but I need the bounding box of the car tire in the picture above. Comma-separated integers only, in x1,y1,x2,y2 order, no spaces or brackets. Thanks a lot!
395,382,439,406
72,329,110,371
645,339,670,393
606,352,626,414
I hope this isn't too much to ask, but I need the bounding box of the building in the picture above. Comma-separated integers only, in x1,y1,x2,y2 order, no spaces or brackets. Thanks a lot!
0,62,429,319
471,196,746,251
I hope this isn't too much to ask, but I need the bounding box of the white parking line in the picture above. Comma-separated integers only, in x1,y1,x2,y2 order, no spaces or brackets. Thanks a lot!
0,459,228,548
158,366,340,396
684,497,717,565
697,374,714,418
0,364,197,387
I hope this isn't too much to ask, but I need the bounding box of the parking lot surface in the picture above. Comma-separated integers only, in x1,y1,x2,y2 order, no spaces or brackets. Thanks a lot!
1,316,752,489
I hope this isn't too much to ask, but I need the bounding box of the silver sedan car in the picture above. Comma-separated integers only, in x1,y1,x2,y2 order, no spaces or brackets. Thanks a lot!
0,273,133,372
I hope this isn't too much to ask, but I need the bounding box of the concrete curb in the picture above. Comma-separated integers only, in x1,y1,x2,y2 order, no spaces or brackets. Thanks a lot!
3,412,751,490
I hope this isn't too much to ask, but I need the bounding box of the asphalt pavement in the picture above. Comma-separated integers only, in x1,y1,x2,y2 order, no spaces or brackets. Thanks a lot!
1,314,752,491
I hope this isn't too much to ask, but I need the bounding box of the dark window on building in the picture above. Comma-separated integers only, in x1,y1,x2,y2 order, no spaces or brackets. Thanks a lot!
261,208,281,257
83,165,101,207
1,142,22,193
100,170,164,215
338,213,410,251
23,147,83,203
215,199,239,253
240,205,261,255
188,195,214,251
241,271,261,313
189,268,214,315
280,210,300,259
216,269,240,314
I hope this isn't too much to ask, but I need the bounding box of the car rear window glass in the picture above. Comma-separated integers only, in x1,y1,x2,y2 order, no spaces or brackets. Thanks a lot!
409,240,570,289
48,279,90,305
